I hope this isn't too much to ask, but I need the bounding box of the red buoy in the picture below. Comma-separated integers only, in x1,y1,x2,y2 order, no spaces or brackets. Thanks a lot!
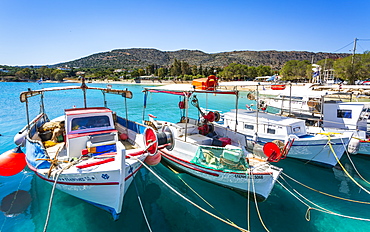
145,153,161,166
263,142,282,162
144,128,158,155
0,147,27,176
119,133,128,141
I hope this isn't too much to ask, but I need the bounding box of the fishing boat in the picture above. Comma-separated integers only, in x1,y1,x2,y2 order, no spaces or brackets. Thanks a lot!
10,79,171,220
306,101,370,156
270,84,286,90
143,80,284,201
221,108,353,167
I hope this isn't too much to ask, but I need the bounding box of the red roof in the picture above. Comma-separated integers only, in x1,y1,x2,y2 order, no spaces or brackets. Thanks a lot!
65,107,112,116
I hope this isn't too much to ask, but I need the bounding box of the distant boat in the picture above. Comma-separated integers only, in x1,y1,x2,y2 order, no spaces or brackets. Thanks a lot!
12,79,170,220
270,84,286,90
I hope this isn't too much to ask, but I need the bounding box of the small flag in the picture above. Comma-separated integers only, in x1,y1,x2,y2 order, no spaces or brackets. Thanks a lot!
37,78,43,85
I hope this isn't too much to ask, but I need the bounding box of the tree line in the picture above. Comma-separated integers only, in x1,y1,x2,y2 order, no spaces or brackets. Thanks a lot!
1,52,369,84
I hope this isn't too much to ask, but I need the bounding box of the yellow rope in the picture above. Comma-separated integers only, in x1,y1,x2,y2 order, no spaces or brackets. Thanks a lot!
322,133,370,195
277,177,370,222
339,136,370,185
282,172,370,204
133,157,250,232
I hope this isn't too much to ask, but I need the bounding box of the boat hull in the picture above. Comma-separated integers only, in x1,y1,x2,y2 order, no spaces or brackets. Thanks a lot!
27,155,144,220
159,149,281,201
257,136,349,167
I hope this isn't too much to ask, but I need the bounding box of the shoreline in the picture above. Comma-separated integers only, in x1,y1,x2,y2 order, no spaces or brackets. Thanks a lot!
5,79,370,97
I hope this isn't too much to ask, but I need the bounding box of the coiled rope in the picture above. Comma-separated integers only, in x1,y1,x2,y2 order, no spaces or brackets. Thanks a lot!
132,157,250,232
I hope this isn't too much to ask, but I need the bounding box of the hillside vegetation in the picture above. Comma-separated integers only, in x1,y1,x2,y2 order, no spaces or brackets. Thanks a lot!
53,48,350,69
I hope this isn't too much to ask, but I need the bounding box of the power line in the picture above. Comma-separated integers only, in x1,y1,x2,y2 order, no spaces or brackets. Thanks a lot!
332,41,354,53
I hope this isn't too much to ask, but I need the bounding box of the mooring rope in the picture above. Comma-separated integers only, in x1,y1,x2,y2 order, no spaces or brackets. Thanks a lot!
132,157,249,232
166,165,238,228
43,161,76,232
247,171,251,232
249,171,270,232
322,133,370,194
339,136,370,185
277,175,370,222
131,163,152,232
281,172,370,205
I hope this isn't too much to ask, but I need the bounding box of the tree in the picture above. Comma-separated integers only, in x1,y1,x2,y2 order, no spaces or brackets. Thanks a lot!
55,72,67,82
15,68,31,80
157,68,166,78
280,60,310,80
256,65,272,77
334,51,370,84
191,65,198,76
219,63,248,80
181,61,191,75
145,65,155,75
170,59,181,76
138,69,145,76
247,66,258,79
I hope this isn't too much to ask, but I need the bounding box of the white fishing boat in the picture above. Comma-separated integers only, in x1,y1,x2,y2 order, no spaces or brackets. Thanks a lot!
143,79,283,201
10,79,170,220
306,101,370,156
221,108,353,167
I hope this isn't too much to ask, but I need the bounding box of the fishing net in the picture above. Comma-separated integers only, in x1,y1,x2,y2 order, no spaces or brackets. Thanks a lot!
190,145,248,172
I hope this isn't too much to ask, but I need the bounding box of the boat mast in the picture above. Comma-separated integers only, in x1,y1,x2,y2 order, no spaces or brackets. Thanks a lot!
256,84,259,133
80,75,87,108
289,82,292,116
184,92,189,142
234,91,239,132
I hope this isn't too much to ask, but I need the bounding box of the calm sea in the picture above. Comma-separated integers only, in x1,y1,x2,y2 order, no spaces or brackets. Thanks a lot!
0,82,370,232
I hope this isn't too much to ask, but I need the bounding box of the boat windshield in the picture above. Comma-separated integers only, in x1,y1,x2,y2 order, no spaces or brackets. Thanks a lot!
71,116,110,131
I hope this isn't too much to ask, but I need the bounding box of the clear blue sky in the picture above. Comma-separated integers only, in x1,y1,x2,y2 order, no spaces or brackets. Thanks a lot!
1,0,369,66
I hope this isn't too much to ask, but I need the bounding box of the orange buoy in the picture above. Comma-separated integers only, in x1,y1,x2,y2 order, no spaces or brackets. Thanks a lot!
145,153,161,166
0,147,27,176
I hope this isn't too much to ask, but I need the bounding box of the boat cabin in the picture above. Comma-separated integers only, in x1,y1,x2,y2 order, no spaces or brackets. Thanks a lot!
222,109,307,139
65,107,118,158
322,102,370,131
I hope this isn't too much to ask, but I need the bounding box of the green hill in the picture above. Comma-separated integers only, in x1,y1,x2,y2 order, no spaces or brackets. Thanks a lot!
52,48,350,69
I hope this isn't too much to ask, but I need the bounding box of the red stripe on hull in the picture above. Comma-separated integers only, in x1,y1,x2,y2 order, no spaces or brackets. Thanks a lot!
159,150,219,177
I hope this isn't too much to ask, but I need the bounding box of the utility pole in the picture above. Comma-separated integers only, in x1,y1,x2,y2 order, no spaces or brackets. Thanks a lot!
351,38,358,84
351,38,358,65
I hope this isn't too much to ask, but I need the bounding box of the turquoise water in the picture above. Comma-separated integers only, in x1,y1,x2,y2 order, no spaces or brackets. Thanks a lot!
1,82,370,232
